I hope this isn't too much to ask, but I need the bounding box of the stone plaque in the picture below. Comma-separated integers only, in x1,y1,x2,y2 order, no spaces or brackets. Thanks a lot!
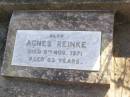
12,30,101,71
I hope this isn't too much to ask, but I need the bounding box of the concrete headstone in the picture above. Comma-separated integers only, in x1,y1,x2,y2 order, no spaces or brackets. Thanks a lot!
1,11,114,84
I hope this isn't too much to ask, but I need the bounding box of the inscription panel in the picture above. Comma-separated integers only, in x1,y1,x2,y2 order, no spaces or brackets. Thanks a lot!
11,30,101,71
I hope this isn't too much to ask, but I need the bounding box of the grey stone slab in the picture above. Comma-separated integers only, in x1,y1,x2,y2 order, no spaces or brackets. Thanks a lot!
1,10,114,84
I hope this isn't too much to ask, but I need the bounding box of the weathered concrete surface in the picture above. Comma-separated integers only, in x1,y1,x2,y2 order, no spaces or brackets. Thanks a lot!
0,1,130,97
0,77,109,97
0,0,128,30
0,0,130,3
0,0,130,23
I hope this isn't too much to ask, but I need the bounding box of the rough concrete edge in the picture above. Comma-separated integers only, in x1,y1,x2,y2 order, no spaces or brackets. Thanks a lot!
0,0,129,5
